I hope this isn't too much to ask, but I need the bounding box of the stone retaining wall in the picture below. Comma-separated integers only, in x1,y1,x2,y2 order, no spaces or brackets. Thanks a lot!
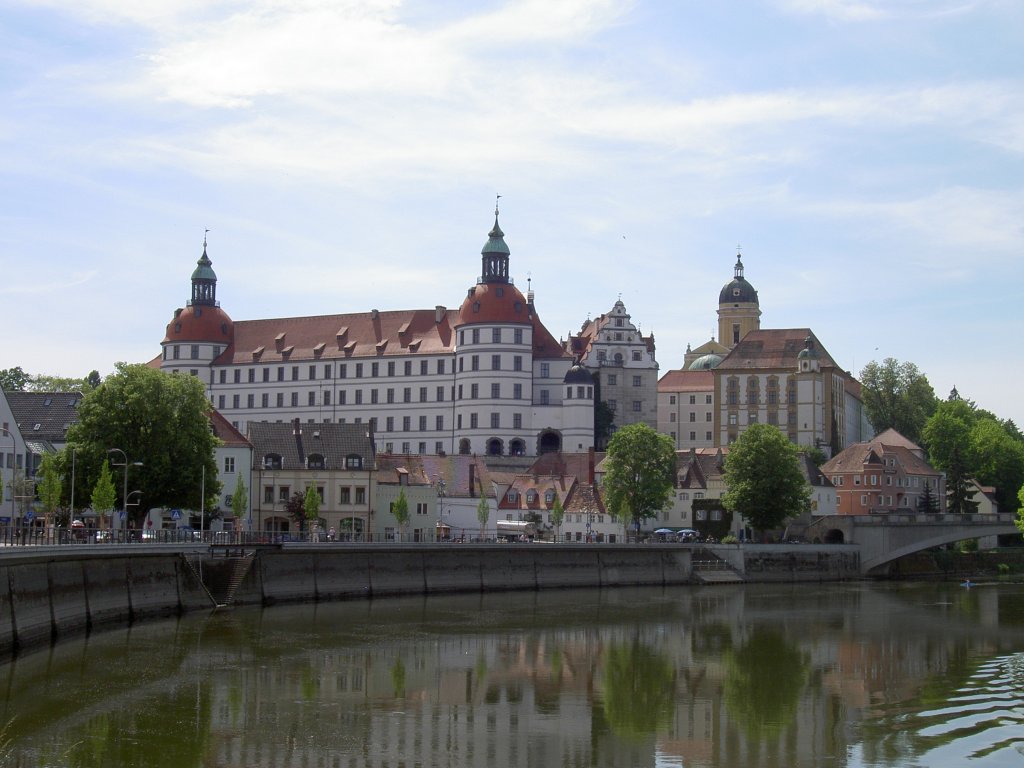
0,543,857,658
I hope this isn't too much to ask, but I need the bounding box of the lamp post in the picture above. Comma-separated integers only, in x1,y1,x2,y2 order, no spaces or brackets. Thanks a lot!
108,449,143,541
436,478,446,542
1,428,14,525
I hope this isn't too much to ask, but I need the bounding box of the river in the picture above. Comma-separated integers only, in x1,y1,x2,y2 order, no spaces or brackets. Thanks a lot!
0,581,1022,767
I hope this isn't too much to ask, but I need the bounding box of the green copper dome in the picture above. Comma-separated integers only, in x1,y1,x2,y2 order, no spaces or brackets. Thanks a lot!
689,353,724,370
481,217,510,256
191,247,217,282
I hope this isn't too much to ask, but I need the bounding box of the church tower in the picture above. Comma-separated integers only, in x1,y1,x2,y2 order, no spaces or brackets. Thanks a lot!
717,252,761,349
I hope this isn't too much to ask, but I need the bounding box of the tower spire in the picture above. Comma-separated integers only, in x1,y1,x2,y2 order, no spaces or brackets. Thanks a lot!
480,200,510,284
190,230,219,307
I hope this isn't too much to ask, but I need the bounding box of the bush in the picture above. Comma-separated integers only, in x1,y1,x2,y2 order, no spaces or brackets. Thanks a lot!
998,563,1010,575
721,534,739,544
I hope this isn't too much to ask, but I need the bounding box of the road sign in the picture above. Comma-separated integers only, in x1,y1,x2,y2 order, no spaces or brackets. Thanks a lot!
171,509,181,521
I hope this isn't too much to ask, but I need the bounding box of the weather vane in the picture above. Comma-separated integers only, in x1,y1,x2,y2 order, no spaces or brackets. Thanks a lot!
495,194,502,216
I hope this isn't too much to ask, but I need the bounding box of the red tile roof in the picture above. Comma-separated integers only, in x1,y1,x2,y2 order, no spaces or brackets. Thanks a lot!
716,328,838,370
658,369,714,392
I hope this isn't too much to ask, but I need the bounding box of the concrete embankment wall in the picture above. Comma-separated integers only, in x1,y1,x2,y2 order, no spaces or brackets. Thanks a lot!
0,543,860,658
0,546,206,659
257,544,694,605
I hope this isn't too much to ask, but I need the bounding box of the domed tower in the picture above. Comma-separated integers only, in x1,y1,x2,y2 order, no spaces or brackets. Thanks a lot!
561,360,594,449
161,236,234,375
453,208,534,457
717,252,761,349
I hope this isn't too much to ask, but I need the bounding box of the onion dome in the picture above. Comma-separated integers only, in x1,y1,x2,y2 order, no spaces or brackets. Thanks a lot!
163,238,234,344
688,353,724,370
458,208,531,326
719,252,759,304
563,360,594,385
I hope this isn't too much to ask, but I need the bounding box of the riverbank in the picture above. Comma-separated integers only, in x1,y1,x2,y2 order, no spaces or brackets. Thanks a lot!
0,542,862,658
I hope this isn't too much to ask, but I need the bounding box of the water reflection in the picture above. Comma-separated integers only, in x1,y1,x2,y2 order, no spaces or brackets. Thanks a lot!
0,583,1022,767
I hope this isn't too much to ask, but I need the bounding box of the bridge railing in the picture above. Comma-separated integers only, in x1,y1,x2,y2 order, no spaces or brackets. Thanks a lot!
850,512,1017,525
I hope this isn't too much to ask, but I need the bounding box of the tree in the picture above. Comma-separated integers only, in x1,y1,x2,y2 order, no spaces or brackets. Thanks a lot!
594,400,616,451
66,362,220,528
945,446,979,514
230,473,249,527
392,487,410,541
286,491,306,529
550,494,565,541
0,367,29,392
91,459,116,531
476,495,490,536
916,481,939,514
922,399,975,473
722,424,810,538
603,423,676,538
968,418,1024,514
36,453,64,528
304,484,321,538
859,358,937,443
1016,486,1024,535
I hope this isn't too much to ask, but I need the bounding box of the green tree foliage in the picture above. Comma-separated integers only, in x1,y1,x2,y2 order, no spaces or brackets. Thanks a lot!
303,484,321,531
67,363,220,527
0,367,29,392
859,358,937,443
923,398,1024,513
392,487,410,540
723,424,810,537
1016,486,1024,535
550,494,565,540
594,400,616,451
603,423,676,535
916,481,939,514
946,446,979,514
36,453,64,527
230,473,248,522
91,460,116,530
476,495,489,533
800,445,828,468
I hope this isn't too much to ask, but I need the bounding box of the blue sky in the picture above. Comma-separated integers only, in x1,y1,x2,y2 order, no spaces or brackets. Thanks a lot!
3,0,1023,427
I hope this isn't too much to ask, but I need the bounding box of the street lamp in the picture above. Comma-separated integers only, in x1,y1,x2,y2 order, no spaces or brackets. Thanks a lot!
108,448,143,541
436,478,446,542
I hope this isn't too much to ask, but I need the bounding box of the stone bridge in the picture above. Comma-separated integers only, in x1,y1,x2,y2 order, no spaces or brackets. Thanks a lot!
807,513,1020,574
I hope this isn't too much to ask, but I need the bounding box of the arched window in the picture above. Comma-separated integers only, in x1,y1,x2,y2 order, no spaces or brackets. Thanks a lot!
509,439,526,456
487,438,503,456
459,438,471,455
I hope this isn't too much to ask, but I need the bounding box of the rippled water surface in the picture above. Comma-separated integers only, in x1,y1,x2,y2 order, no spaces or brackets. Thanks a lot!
1,582,1022,767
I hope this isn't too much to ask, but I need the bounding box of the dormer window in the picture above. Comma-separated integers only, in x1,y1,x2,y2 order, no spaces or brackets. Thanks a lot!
263,453,283,470
508,490,518,503
307,453,325,470
345,454,363,469
526,490,537,504
544,490,555,505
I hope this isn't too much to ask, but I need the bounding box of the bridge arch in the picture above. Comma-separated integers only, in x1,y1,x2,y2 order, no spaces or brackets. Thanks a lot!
860,522,1019,574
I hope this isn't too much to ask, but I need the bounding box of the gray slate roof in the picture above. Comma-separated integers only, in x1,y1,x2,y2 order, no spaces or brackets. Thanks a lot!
247,420,375,471
5,391,82,443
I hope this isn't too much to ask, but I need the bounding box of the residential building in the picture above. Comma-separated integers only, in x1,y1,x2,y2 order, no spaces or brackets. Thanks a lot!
657,369,715,450
821,429,945,515
157,214,593,458
247,420,376,536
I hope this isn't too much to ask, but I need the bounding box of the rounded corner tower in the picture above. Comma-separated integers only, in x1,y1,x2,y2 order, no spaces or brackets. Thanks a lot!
160,238,234,373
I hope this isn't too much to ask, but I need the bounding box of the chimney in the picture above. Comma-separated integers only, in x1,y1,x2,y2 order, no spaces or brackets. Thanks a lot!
435,305,446,324
469,462,476,497
588,447,595,483
292,417,301,435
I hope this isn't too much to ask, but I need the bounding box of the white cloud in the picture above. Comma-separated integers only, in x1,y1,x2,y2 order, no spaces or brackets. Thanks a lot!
776,0,982,22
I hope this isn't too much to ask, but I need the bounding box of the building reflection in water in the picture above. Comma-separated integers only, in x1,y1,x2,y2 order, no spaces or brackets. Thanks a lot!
0,583,1022,768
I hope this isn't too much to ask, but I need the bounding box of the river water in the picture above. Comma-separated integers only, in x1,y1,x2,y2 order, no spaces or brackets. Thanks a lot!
1,582,1022,767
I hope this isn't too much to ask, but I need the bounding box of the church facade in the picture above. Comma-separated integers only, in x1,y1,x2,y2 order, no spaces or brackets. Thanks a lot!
158,213,594,458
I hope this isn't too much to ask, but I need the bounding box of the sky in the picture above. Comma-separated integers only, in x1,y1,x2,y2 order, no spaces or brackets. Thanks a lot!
2,0,1022,426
